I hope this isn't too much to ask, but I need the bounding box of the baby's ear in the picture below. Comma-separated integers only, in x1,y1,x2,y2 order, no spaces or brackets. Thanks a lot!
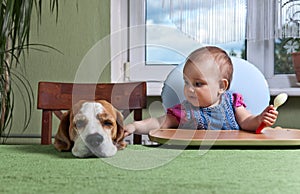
219,79,229,94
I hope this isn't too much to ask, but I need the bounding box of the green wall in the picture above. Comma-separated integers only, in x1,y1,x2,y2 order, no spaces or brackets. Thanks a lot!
6,0,300,143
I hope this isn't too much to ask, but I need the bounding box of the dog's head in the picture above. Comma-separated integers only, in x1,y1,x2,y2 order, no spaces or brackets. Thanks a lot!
54,100,126,158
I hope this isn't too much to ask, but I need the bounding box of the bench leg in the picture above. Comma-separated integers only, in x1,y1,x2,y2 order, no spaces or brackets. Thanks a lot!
133,109,142,144
41,110,52,145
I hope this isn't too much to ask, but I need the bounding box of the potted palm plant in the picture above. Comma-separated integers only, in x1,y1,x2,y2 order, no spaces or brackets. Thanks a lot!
292,50,300,83
0,0,59,142
278,0,300,83
279,38,300,83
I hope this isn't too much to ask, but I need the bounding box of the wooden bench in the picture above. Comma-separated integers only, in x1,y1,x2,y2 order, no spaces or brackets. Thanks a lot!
37,81,147,145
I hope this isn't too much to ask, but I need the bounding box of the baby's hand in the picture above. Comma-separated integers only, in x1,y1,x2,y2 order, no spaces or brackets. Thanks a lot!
124,124,136,137
260,105,278,127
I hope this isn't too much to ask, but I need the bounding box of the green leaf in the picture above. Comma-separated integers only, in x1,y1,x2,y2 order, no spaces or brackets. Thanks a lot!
0,0,59,142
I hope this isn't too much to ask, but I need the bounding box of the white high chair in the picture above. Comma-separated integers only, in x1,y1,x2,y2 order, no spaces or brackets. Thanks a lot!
161,57,270,115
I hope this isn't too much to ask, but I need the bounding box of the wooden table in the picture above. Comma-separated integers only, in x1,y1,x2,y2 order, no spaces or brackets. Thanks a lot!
149,127,300,146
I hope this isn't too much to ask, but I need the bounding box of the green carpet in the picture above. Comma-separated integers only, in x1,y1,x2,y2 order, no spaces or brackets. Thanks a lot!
1,145,300,194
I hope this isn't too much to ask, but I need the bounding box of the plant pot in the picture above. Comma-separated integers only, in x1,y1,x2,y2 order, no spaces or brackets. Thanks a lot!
291,52,300,83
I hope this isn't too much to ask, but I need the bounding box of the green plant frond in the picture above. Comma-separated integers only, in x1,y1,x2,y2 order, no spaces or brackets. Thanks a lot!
33,0,42,25
50,0,59,22
0,0,59,142
2,0,60,65
1,89,13,143
5,43,63,55
10,70,34,131
1,0,33,65
0,67,34,141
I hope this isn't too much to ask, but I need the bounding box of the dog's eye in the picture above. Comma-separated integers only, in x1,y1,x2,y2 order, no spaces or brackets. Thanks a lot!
75,119,86,129
103,120,113,127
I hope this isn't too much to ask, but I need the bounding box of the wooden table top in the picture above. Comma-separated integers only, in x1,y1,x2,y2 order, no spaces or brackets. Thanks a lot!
149,127,300,146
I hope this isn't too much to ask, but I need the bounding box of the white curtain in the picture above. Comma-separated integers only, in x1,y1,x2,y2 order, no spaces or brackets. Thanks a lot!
162,0,247,44
163,0,300,43
276,0,300,38
247,0,300,41
246,0,275,41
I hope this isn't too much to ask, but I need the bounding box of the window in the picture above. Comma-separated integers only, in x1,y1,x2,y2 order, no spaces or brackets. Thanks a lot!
275,0,300,75
111,0,300,96
145,0,246,64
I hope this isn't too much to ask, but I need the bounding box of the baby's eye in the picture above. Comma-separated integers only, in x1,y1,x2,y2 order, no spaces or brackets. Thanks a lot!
194,82,202,87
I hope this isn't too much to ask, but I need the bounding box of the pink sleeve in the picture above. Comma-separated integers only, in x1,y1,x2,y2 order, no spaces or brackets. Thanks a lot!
167,104,186,122
232,93,246,108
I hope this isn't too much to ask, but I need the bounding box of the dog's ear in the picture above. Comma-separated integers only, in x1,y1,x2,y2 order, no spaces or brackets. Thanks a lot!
54,111,73,151
114,109,126,150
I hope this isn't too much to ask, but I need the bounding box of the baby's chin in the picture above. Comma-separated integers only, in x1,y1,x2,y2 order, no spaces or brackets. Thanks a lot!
187,99,206,107
187,98,217,108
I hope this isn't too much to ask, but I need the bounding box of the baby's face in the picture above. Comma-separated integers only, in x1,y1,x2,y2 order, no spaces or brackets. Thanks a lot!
183,59,223,107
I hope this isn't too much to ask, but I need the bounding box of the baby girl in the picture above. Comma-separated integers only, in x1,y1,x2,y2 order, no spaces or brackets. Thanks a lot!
125,46,278,135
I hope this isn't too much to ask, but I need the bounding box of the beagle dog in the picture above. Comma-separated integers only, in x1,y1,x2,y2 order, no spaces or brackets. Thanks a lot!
54,100,126,158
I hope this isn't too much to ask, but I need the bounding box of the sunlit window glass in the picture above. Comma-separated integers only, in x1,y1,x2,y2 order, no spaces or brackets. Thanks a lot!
146,0,247,65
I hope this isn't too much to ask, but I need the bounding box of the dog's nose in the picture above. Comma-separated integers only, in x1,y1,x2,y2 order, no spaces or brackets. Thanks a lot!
86,134,104,147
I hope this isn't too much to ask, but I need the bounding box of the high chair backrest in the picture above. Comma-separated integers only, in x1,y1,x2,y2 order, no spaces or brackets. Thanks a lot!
161,57,270,115
37,81,147,145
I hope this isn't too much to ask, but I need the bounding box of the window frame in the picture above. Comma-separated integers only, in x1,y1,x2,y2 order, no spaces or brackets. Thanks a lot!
111,0,300,96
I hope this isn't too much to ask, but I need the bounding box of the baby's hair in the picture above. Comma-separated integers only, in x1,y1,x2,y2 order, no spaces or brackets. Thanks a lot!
186,46,233,89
